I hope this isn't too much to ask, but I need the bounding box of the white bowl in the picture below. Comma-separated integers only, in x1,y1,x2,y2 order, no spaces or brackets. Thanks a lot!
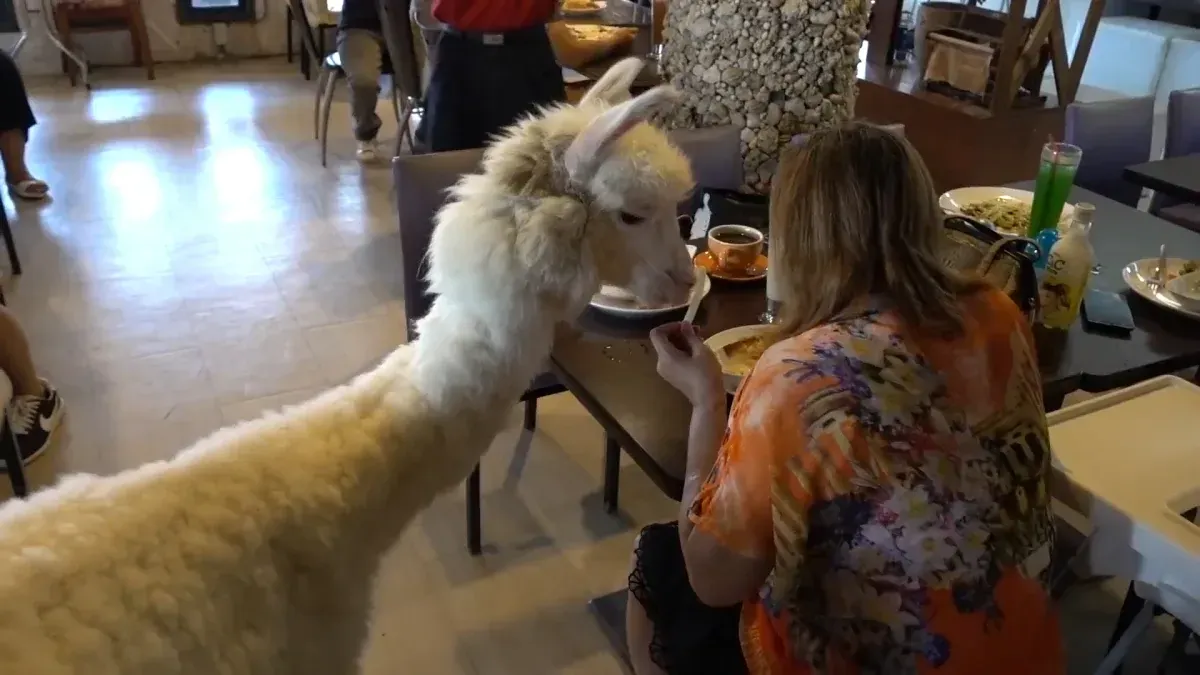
704,324,775,393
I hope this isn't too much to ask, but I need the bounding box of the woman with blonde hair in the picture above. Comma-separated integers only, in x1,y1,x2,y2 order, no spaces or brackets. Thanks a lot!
628,122,1063,674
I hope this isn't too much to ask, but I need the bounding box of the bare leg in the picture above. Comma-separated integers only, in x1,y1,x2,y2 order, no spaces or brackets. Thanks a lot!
628,590,668,675
0,306,43,396
0,49,42,192
0,129,46,197
0,129,32,184
627,544,668,675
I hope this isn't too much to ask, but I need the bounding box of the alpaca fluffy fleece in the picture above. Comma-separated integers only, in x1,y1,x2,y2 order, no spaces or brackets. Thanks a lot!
0,58,695,675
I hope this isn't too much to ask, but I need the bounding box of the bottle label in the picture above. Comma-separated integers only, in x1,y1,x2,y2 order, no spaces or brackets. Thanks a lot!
1039,251,1085,330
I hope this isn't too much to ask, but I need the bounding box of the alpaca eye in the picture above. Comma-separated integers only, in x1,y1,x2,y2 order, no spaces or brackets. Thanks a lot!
619,211,645,226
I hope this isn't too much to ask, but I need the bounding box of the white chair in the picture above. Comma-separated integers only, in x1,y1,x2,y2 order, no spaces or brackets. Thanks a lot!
0,370,28,498
1048,376,1200,674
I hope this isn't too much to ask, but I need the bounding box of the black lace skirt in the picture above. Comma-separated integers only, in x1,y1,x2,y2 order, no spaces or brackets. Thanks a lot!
0,50,35,136
628,522,749,674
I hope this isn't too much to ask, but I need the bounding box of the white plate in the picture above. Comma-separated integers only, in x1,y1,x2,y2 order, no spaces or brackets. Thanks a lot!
1122,258,1200,321
1166,270,1200,311
940,186,1075,237
589,245,708,318
704,324,775,393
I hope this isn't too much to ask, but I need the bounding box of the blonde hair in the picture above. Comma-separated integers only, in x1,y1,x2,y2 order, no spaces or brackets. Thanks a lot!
769,122,986,338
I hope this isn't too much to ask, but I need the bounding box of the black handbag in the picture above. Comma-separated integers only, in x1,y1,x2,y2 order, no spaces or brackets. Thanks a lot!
943,215,1042,320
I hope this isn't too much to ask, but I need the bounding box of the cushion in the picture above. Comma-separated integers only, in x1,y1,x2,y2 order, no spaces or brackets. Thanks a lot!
1083,17,1200,99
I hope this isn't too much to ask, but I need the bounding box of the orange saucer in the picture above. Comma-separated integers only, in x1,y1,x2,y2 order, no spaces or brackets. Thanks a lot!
694,250,768,282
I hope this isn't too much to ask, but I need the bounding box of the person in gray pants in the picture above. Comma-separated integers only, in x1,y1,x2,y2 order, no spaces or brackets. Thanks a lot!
336,0,387,161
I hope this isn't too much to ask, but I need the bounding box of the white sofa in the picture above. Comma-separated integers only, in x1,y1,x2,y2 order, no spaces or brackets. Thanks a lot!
1080,16,1200,108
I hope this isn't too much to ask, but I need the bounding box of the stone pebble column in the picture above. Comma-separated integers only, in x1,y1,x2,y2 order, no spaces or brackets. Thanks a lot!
660,0,869,193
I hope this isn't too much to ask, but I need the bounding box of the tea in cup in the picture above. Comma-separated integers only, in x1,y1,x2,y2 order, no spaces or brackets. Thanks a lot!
707,224,764,274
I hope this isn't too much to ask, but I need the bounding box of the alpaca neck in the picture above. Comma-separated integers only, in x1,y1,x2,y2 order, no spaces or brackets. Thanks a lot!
409,290,558,418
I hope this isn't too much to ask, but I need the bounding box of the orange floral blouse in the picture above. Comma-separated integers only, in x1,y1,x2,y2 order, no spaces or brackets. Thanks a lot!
690,289,1065,675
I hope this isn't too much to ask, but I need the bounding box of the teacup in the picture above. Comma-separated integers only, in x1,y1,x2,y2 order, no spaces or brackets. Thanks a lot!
707,224,764,274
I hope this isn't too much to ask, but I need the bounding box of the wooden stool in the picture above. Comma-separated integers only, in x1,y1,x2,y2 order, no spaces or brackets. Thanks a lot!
54,0,155,86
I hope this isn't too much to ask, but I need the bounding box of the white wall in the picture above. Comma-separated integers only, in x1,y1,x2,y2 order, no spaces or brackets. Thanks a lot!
2,0,298,76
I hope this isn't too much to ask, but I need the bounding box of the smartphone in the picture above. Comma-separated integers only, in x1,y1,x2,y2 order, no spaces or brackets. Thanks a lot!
1082,289,1135,334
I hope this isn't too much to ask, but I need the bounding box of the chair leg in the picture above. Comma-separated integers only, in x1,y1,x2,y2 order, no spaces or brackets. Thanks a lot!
2,420,28,498
313,69,326,140
523,398,537,432
285,5,294,64
0,208,21,276
395,103,414,157
1105,583,1148,675
319,71,338,167
1095,601,1157,675
466,464,482,555
55,12,76,87
126,1,154,80
603,433,620,514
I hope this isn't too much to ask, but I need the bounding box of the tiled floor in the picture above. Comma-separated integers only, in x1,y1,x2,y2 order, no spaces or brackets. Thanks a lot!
0,60,1184,673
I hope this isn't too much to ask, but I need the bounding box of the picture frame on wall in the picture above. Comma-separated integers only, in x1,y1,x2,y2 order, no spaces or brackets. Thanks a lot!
176,0,255,25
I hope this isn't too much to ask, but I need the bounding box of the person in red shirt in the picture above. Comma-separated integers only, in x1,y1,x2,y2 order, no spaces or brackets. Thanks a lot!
415,0,565,152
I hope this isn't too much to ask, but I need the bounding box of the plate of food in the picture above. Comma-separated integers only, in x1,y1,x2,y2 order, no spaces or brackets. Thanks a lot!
590,245,709,317
1122,257,1200,320
704,324,775,392
939,186,1075,237
1167,269,1200,311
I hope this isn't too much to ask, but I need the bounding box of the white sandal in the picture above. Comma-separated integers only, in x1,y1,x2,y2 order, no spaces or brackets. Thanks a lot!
7,179,50,201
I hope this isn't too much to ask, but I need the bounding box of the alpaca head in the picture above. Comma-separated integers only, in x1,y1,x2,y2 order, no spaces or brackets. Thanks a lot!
557,59,697,311
429,58,696,326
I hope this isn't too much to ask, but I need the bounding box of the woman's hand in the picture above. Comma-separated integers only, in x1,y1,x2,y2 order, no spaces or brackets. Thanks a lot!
649,322,725,409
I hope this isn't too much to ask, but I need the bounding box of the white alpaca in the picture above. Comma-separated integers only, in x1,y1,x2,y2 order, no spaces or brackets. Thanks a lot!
0,58,695,675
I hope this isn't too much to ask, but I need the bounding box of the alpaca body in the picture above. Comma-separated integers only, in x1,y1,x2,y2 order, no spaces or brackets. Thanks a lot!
0,58,695,674
0,341,517,675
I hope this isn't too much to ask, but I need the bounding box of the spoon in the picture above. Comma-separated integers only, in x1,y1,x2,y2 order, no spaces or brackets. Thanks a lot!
683,267,706,324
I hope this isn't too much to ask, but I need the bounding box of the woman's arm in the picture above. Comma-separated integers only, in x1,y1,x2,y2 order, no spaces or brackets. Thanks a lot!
646,322,775,608
677,398,726,541
678,399,774,608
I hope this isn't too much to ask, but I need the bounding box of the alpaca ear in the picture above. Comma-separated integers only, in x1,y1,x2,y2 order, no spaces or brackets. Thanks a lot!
579,57,644,106
564,84,680,184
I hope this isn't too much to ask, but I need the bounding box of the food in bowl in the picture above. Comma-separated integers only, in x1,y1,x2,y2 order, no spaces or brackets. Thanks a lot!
721,335,770,377
959,198,1032,235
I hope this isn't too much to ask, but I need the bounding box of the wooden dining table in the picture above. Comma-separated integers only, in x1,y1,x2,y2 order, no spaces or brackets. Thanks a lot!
553,183,1200,498
549,183,1200,664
